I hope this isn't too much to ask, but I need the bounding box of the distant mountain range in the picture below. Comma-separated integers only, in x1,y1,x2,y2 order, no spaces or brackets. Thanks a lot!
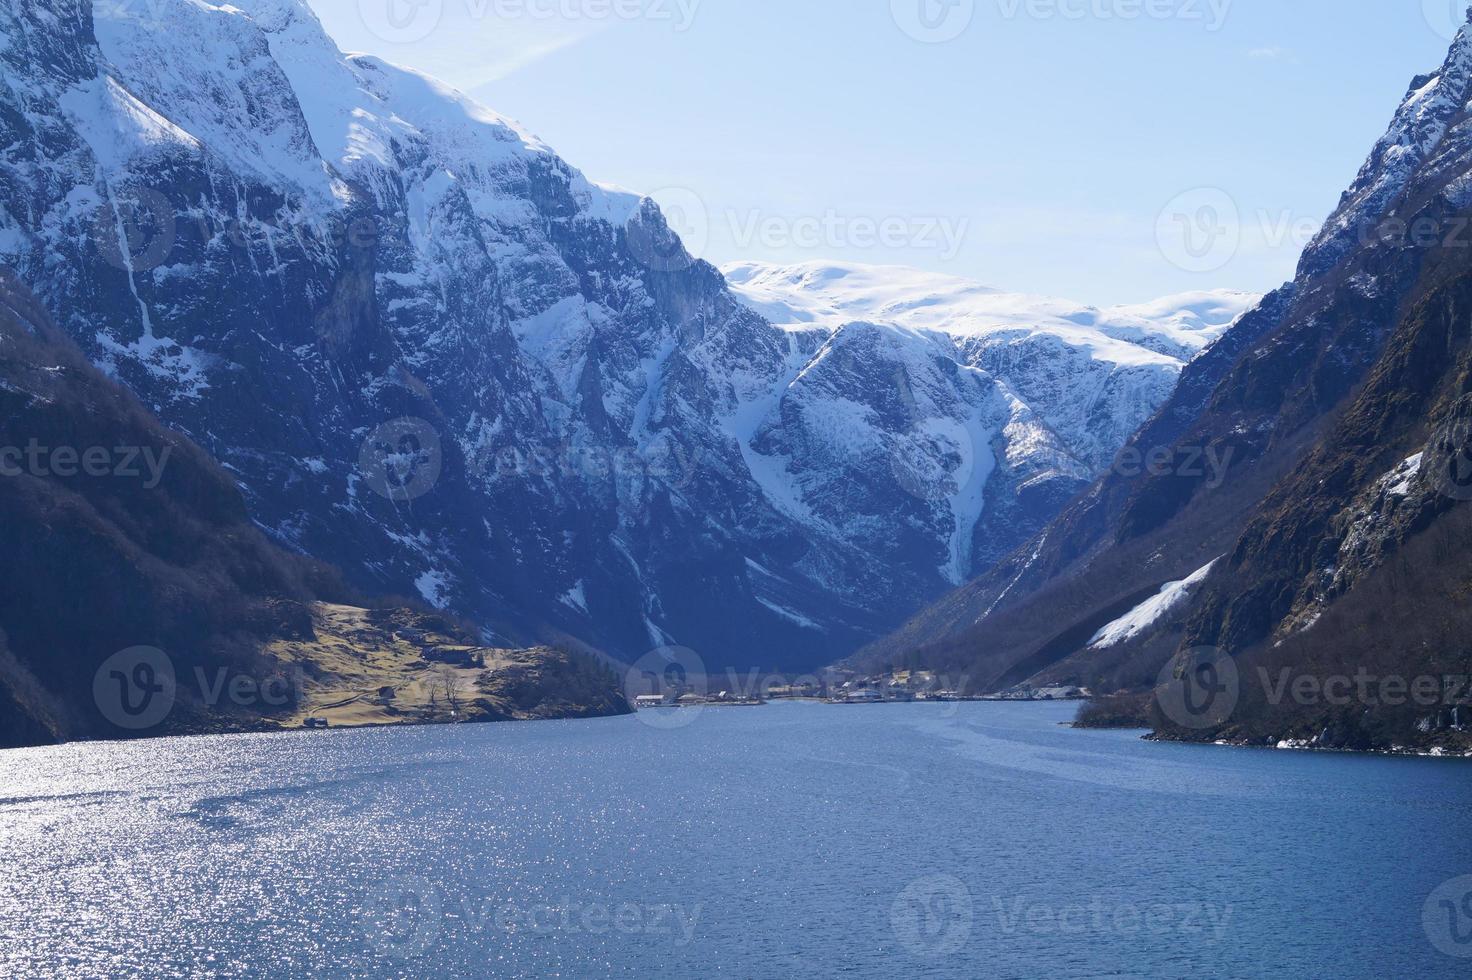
724,260,1253,364
0,0,1255,674
866,14,1472,754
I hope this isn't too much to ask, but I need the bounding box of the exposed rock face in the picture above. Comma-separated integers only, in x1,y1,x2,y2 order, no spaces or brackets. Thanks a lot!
0,0,1249,671
870,13,1472,751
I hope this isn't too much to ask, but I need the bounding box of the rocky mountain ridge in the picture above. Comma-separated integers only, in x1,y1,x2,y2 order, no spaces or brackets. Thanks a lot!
0,0,1252,670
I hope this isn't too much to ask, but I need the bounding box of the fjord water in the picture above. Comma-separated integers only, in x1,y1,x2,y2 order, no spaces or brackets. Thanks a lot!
1,703,1468,978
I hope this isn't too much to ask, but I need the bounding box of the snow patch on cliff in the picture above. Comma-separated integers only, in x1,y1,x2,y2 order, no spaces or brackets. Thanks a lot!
1090,559,1221,649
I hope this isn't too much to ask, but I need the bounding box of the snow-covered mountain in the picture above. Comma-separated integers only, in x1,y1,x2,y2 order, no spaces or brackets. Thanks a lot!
0,0,1251,670
722,261,1256,576
724,261,1255,363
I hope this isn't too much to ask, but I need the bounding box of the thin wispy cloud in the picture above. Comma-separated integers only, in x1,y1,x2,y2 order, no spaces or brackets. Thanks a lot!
308,2,615,92
1247,46,1298,63
425,11,621,89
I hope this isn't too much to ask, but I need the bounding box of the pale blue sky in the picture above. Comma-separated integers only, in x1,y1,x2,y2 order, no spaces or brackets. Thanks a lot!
309,0,1460,304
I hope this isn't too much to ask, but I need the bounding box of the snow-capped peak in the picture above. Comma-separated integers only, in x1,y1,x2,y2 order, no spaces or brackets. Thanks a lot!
722,259,1258,365
1300,6,1472,276
86,0,641,223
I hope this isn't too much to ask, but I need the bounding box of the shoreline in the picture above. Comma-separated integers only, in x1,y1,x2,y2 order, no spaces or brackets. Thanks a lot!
0,702,635,754
1154,733,1472,761
1069,720,1472,760
16,699,1472,760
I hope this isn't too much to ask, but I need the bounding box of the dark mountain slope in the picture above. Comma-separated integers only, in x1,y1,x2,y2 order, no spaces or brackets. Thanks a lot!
1063,256,1472,751
862,16,1472,750
0,268,327,743
0,271,626,748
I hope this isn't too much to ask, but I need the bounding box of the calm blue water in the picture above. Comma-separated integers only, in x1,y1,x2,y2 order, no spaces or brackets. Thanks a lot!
2,701,1470,978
